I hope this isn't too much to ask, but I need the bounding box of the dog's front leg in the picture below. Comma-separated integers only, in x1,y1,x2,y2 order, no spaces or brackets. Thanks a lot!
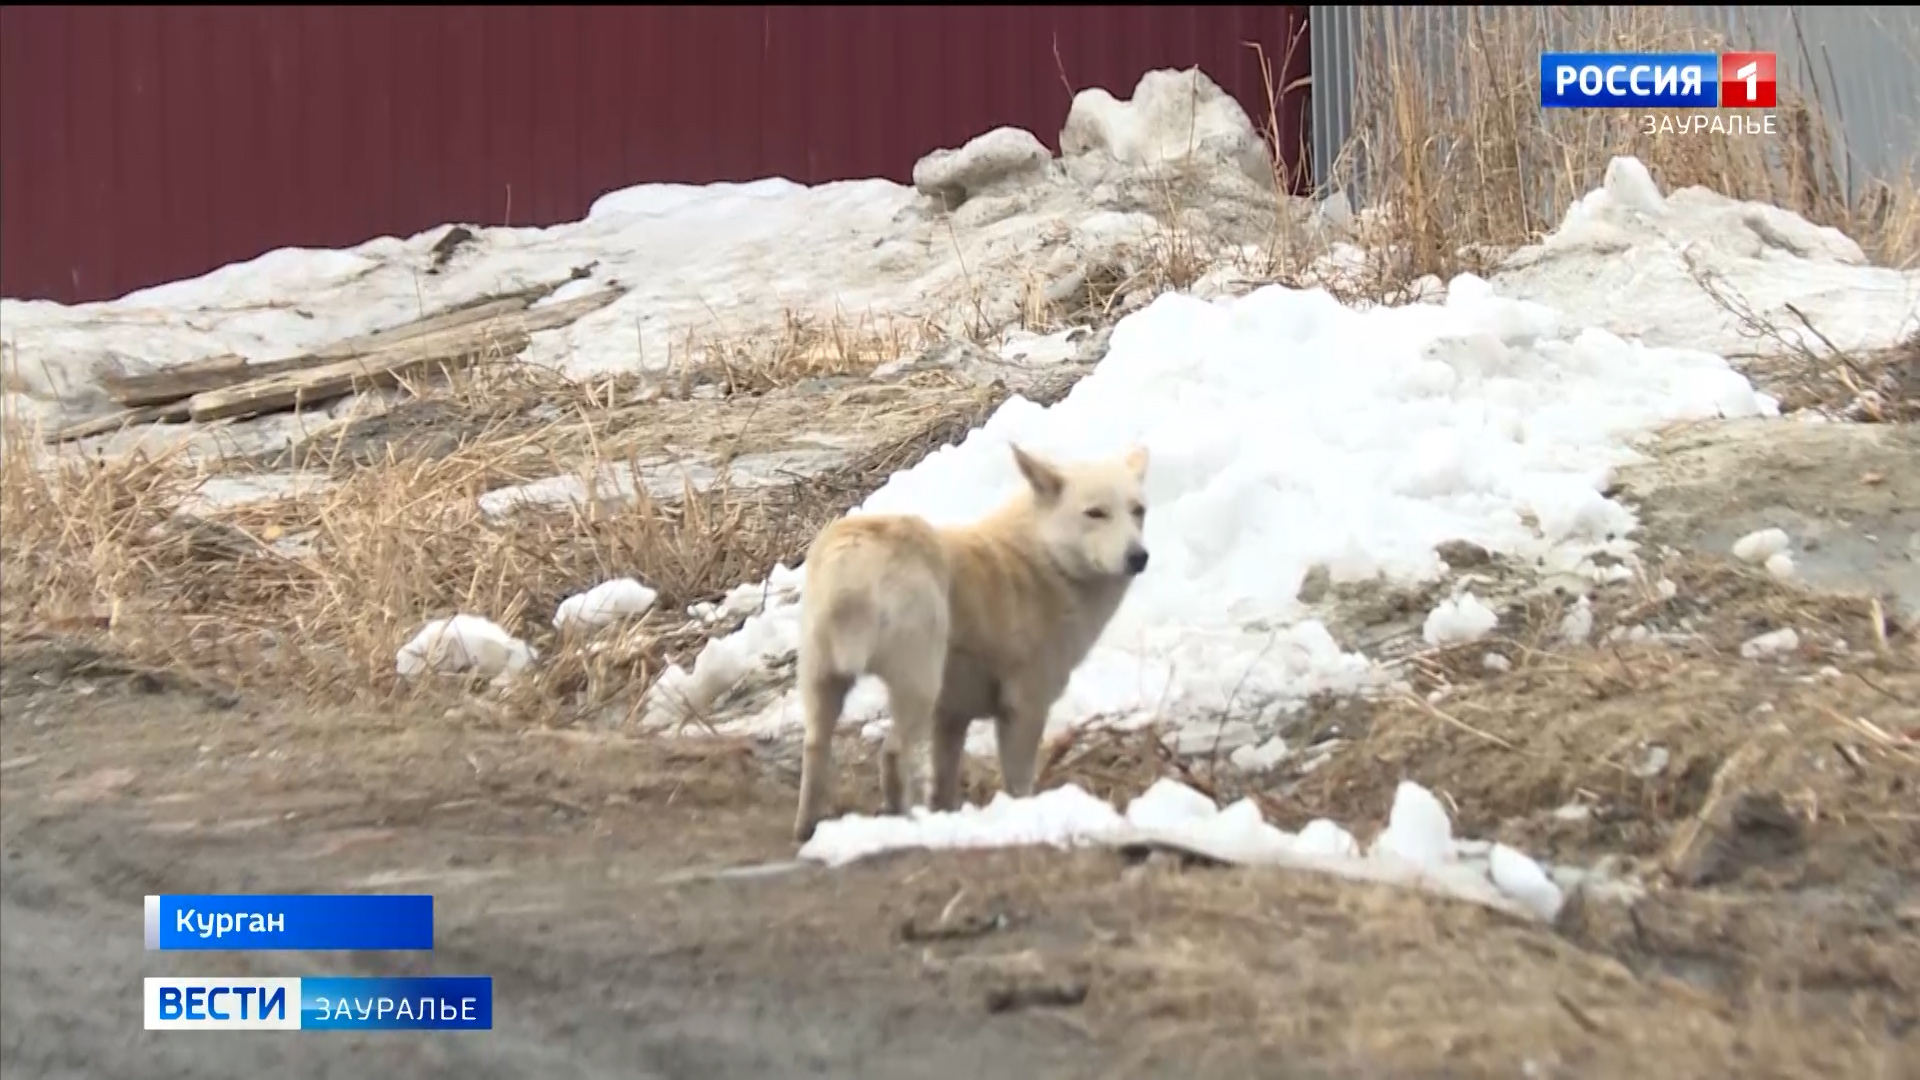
929,711,972,811
991,685,1051,799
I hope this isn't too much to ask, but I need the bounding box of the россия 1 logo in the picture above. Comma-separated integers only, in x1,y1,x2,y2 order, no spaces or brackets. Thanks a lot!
1719,51,1777,108
1540,51,1777,108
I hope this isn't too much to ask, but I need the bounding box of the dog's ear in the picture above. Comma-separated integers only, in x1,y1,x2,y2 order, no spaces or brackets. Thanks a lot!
1010,444,1065,503
1123,444,1149,480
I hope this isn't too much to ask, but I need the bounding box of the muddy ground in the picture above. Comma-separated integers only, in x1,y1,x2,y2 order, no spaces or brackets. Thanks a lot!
2,420,1916,1080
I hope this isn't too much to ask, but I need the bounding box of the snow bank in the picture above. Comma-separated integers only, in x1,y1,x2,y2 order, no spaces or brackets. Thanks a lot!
799,777,1567,921
1495,157,1920,359
651,263,1775,738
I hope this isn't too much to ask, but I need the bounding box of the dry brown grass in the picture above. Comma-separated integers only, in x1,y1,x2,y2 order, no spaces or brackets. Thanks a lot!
1276,553,1919,861
0,355,1080,727
663,307,933,397
1323,5,1920,290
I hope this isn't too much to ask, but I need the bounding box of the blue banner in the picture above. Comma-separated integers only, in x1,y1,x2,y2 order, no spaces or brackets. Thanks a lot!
146,894,434,951
1540,52,1720,109
300,976,493,1030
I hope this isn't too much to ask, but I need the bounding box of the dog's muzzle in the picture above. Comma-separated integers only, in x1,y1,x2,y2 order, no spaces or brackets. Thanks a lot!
1125,546,1150,575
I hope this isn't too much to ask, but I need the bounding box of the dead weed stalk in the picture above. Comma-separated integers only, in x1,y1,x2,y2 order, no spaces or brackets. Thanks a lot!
1329,5,1920,291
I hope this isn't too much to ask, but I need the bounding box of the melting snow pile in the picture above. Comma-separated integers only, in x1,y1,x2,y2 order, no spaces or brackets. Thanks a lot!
799,778,1569,922
1494,158,1920,358
650,266,1777,740
646,158,1920,744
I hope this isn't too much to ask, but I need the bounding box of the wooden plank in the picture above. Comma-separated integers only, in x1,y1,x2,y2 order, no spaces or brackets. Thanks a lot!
186,328,531,422
180,286,622,420
297,283,559,362
43,400,193,444
185,286,626,422
97,283,563,408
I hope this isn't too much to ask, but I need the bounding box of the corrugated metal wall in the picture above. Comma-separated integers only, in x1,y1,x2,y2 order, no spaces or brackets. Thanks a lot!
0,5,1312,305
1309,5,1920,198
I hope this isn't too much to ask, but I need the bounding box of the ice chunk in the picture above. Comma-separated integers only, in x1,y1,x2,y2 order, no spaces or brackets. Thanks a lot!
1489,842,1566,921
1423,593,1499,646
1732,527,1790,563
1125,778,1220,831
1740,627,1800,659
554,577,659,631
1369,781,1455,869
396,615,535,683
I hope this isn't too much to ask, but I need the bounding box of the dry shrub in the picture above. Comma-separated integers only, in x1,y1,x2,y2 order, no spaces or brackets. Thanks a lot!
666,307,931,397
1327,5,1920,284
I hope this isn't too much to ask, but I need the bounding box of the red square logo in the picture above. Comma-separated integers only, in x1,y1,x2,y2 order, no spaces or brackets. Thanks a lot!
1720,52,1777,108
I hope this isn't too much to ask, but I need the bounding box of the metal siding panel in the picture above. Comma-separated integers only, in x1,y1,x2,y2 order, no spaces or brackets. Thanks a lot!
293,6,347,248
5,6,1321,301
0,6,47,299
357,6,399,241
872,7,914,179
387,7,440,235
841,6,892,182
494,7,536,227
662,5,706,183
529,7,578,226
65,6,119,301
111,8,163,302
573,7,627,210
439,9,489,226
720,4,755,183
254,10,306,253
156,7,208,293
206,9,255,269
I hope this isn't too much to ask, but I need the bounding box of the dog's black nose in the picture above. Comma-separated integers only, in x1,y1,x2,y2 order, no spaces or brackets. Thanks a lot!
1126,548,1150,574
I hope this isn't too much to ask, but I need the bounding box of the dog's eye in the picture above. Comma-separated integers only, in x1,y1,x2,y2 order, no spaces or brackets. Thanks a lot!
1083,507,1110,520
1129,503,1146,520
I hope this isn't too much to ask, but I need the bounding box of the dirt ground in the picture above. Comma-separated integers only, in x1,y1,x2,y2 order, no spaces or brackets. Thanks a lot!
3,420,1916,1080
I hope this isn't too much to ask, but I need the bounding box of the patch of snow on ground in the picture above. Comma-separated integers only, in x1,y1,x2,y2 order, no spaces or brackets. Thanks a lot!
653,246,1776,739
799,778,1573,920
798,785,1126,868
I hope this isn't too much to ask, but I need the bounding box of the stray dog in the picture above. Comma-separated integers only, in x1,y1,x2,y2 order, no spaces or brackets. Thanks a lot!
792,443,1151,842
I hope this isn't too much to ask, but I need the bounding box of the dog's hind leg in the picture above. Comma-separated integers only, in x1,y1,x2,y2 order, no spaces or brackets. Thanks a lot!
874,608,948,816
793,649,855,843
879,678,939,814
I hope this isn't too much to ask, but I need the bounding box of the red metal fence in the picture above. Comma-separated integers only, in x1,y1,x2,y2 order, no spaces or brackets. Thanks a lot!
1,5,1311,305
